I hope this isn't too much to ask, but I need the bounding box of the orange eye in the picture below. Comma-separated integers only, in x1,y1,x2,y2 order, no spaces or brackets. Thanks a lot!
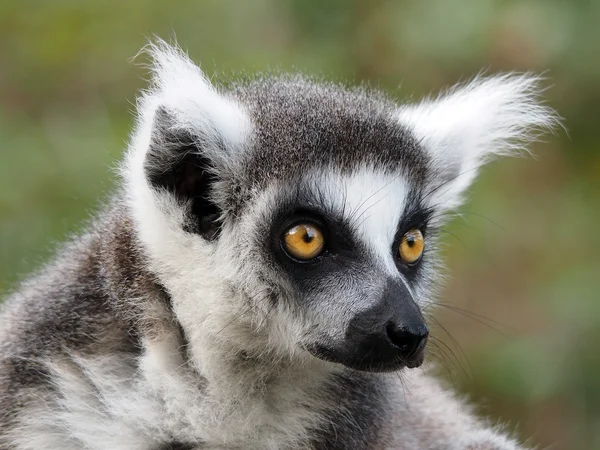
282,223,325,260
399,229,424,264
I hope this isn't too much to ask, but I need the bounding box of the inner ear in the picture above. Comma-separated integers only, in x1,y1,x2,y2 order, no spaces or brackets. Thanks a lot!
144,107,222,240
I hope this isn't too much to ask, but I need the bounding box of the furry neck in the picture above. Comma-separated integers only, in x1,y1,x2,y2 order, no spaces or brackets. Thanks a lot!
139,311,347,448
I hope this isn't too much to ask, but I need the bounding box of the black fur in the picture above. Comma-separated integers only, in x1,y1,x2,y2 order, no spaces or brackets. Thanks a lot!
0,62,538,448
144,78,432,226
157,443,196,450
310,372,388,449
146,107,222,239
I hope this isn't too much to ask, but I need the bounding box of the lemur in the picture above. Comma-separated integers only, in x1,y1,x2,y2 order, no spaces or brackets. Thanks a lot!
0,41,557,450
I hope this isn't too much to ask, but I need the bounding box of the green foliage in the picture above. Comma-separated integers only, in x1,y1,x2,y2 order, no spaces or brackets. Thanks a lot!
1,1,598,448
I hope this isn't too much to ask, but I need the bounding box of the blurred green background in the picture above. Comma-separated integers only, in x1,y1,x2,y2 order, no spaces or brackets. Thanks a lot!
0,1,598,448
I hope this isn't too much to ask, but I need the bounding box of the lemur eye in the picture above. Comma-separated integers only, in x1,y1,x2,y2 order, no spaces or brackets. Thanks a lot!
399,229,424,265
282,223,325,260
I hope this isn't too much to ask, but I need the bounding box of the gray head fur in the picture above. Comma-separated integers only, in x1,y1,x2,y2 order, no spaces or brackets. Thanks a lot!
0,39,558,449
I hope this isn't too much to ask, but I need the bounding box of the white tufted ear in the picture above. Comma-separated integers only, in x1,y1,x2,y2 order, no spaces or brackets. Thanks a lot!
131,39,250,170
398,74,559,210
123,40,252,245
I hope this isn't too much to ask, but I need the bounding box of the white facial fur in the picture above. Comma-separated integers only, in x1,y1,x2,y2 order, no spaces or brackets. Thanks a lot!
235,169,414,352
122,41,558,372
1,41,560,450
309,169,408,277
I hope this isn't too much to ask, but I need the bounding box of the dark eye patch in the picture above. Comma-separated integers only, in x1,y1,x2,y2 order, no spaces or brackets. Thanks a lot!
260,189,372,297
271,207,360,264
391,198,434,279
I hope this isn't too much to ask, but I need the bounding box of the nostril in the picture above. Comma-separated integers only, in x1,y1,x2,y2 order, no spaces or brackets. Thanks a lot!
386,322,428,357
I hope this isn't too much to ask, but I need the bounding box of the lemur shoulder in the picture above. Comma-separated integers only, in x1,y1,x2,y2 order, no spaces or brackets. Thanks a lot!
0,41,557,449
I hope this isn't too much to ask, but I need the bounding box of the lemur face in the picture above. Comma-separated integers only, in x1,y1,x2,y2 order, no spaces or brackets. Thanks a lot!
250,170,432,371
126,42,555,372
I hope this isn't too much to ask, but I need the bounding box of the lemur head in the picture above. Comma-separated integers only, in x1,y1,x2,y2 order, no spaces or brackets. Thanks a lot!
125,41,556,373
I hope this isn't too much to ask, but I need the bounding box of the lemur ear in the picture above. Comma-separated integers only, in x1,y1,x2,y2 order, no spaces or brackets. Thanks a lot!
398,75,558,211
126,40,250,240
144,107,223,239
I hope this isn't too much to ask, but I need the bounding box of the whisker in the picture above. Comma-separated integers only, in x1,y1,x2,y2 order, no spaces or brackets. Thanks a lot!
346,172,403,225
427,342,458,389
433,302,516,337
421,162,492,205
214,287,274,336
427,315,475,381
429,332,473,383
458,211,507,233
215,305,256,336
438,229,468,252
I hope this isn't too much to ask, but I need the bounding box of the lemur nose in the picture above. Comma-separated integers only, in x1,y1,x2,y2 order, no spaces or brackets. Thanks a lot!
386,322,429,367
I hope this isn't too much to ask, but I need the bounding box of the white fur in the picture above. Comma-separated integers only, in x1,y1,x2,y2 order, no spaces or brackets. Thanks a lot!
18,42,544,449
398,74,559,210
306,169,408,276
303,169,437,303
137,39,249,153
235,170,418,352
114,40,333,445
117,45,540,449
122,40,252,298
13,356,526,449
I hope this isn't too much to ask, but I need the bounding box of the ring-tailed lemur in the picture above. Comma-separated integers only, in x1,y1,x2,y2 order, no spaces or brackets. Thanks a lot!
0,41,557,450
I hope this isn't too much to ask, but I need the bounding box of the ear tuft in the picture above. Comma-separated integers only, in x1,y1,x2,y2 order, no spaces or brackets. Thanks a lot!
138,38,250,157
398,74,561,209
124,39,251,240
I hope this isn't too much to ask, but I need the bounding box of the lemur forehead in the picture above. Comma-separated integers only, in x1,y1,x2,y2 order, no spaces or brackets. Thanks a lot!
230,77,431,190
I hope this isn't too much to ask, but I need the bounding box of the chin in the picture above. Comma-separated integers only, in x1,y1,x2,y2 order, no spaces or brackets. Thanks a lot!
306,343,426,373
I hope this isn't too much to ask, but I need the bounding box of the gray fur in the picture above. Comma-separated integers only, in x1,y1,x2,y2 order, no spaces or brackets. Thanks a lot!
0,41,557,449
